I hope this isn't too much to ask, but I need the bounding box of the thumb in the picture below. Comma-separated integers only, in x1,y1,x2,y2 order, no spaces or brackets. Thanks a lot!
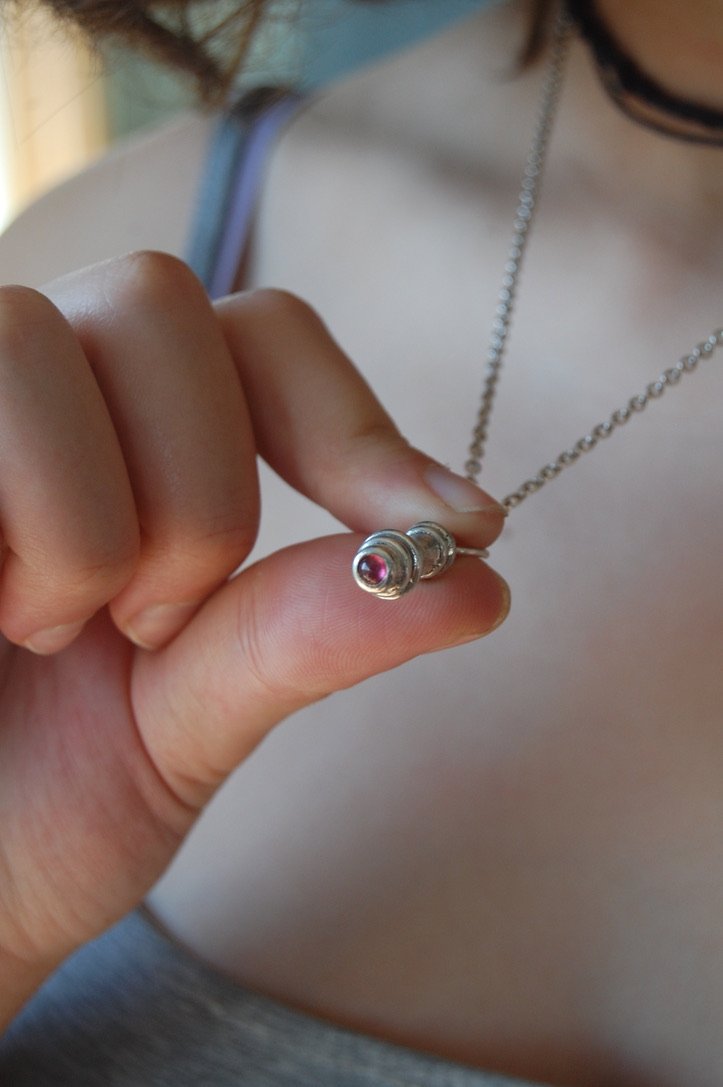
132,532,509,809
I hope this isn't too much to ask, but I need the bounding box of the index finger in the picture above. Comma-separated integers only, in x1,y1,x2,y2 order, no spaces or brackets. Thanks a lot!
215,289,506,549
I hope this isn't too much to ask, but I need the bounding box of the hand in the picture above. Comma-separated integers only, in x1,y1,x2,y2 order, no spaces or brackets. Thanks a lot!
0,252,508,1019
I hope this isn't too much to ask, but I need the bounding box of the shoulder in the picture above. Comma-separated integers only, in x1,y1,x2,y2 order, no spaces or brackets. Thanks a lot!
0,110,217,287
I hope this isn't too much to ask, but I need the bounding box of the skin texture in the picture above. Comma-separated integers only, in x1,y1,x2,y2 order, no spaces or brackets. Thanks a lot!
0,1,721,1084
0,255,507,1029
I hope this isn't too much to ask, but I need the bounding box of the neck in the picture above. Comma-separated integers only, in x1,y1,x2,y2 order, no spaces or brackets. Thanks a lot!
557,27,723,254
317,1,723,250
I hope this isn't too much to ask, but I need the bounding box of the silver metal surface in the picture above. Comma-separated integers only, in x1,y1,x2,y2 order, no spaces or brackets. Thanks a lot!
352,529,423,599
352,522,489,598
407,521,457,578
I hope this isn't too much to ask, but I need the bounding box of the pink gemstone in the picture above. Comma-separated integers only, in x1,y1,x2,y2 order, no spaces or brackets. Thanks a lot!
358,553,389,587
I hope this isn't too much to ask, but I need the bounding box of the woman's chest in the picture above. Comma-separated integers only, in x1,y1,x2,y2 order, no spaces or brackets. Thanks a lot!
155,131,723,1086
251,132,722,668
249,149,723,893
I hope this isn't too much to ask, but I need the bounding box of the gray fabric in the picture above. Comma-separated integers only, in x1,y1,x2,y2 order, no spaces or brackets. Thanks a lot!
0,908,545,1086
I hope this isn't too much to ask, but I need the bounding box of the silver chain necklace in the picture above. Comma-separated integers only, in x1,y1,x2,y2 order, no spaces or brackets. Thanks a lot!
353,2,721,598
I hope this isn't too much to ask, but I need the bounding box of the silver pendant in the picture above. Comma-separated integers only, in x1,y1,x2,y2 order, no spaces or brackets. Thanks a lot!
352,521,489,599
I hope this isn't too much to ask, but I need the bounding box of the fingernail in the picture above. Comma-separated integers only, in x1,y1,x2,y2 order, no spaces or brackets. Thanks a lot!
23,620,85,655
424,464,505,515
124,601,200,650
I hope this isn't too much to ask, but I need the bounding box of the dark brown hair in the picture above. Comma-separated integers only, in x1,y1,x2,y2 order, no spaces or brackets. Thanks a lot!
3,0,555,105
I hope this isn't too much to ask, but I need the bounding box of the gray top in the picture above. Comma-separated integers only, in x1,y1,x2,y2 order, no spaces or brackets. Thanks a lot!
0,908,548,1086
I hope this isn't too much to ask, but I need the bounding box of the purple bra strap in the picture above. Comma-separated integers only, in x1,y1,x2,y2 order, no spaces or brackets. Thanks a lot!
186,92,305,300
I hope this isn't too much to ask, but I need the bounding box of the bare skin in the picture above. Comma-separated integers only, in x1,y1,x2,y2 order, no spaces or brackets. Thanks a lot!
0,2,721,1086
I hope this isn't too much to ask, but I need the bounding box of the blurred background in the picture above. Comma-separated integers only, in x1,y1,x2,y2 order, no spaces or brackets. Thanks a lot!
0,2,105,231
0,0,489,233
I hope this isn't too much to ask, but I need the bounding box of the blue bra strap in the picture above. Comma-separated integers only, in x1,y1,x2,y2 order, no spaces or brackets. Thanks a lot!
185,91,305,299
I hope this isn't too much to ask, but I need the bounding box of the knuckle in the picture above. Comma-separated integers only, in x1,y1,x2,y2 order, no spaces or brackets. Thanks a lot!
0,286,63,356
106,250,207,314
215,288,331,362
241,286,323,331
169,518,257,575
196,519,257,564
63,529,140,599
0,530,140,647
349,417,408,453
237,620,286,707
234,573,305,710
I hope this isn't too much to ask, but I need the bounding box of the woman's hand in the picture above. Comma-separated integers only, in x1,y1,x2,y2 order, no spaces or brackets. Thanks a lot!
0,252,508,1023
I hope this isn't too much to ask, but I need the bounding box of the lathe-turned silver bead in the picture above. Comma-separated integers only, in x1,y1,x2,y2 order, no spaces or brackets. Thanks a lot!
353,521,489,599
406,521,457,579
352,530,423,599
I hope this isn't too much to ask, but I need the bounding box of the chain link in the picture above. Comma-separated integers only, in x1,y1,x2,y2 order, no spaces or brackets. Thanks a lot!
464,6,573,483
463,3,721,513
502,330,722,509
